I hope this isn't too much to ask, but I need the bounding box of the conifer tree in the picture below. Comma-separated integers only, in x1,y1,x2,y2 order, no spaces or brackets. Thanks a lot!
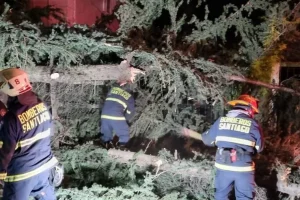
0,1,299,199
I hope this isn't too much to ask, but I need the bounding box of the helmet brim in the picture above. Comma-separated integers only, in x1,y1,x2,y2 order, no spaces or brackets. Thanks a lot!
227,100,259,114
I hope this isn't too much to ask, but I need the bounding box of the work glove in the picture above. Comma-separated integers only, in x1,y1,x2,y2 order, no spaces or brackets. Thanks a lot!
49,164,64,187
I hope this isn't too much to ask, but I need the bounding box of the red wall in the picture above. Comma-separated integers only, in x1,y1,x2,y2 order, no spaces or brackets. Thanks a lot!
30,0,118,27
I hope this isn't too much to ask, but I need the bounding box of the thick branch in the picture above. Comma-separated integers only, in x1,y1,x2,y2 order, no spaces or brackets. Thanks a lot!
107,149,210,177
26,64,300,96
25,64,127,84
228,75,300,96
62,148,211,177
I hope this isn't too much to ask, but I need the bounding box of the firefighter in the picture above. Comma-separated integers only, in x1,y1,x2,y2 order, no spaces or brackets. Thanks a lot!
100,80,135,149
100,66,144,149
201,94,264,200
0,67,59,200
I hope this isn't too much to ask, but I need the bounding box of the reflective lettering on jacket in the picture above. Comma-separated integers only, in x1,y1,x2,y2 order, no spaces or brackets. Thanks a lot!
0,101,58,182
17,103,51,133
201,113,264,172
110,87,131,100
101,86,135,121
218,117,251,134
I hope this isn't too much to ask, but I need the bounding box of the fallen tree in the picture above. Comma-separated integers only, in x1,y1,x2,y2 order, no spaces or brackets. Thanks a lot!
56,144,216,199
55,144,270,199
59,144,214,178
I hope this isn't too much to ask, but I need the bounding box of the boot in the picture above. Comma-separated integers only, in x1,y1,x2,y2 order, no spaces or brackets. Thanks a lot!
115,142,128,151
96,140,115,150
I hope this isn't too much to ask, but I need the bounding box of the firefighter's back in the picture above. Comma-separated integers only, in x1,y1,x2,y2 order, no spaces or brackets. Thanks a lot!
5,99,56,179
101,86,132,119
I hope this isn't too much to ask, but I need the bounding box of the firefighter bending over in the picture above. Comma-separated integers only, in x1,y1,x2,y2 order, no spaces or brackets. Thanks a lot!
0,68,59,200
201,94,264,200
100,66,144,150
100,81,135,149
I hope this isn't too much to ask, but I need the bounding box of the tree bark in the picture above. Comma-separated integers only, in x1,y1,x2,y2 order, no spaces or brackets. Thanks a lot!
181,127,202,141
107,149,211,176
62,147,211,177
24,65,300,95
24,64,129,84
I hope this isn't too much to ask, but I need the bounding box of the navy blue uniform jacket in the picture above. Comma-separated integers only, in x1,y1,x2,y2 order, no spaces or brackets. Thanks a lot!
0,99,58,182
202,112,264,171
101,86,135,121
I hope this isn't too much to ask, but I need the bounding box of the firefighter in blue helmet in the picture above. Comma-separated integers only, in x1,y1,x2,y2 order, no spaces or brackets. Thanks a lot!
100,66,144,149
201,94,264,200
0,68,60,200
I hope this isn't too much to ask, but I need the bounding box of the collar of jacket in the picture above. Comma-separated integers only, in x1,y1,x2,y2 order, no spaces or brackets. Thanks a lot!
226,109,251,118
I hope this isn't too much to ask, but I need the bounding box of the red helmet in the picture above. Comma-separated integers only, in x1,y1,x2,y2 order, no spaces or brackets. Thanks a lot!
227,94,259,114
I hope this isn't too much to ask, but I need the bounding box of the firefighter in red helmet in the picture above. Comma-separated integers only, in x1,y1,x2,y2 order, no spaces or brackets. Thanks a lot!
227,94,259,118
201,94,264,200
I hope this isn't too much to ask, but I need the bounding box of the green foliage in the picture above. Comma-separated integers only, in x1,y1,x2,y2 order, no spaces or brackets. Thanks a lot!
0,1,298,199
0,0,294,142
116,0,165,35
130,52,241,139
55,145,270,200
116,0,291,63
56,182,188,200
187,0,289,62
155,149,215,199
0,17,126,68
55,145,216,199
55,145,138,187
250,3,289,83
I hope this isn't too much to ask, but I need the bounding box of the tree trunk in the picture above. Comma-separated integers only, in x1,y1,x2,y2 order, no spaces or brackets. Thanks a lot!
62,148,211,177
106,149,210,176
24,64,300,95
25,65,130,84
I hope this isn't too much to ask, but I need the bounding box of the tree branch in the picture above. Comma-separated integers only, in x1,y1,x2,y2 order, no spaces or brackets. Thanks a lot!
228,75,300,96
24,64,129,84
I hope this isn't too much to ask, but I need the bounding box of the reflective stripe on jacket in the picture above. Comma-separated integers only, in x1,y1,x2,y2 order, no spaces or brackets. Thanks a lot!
202,113,264,172
0,100,58,182
101,86,135,121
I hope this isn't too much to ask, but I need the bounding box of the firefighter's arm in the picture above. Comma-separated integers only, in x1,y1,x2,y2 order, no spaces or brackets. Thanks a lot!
201,121,218,147
252,121,264,153
0,113,18,180
125,95,135,121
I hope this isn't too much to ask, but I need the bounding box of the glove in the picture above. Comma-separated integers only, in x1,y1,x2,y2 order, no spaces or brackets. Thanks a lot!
49,164,64,187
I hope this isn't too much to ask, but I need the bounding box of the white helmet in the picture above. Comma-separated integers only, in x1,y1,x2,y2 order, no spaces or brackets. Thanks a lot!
0,67,32,97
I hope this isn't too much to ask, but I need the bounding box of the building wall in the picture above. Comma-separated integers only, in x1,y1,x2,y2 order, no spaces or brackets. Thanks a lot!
29,0,118,26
